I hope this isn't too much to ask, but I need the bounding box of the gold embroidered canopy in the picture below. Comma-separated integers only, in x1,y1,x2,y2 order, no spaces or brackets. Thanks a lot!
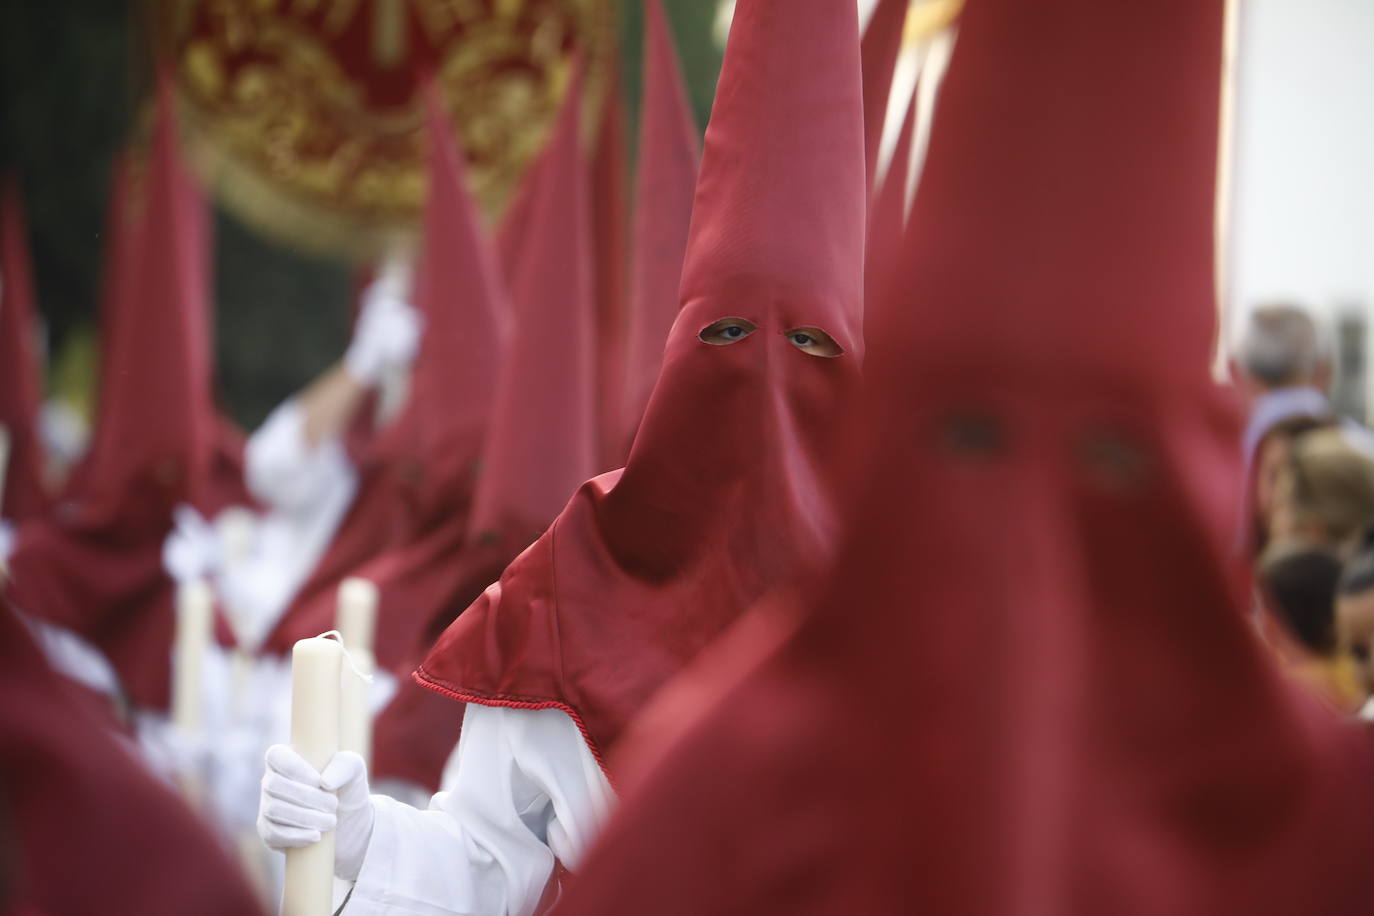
167,0,613,257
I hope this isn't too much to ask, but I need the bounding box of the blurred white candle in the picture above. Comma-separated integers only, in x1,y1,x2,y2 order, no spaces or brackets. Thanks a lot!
336,578,378,766
172,579,214,734
283,637,343,916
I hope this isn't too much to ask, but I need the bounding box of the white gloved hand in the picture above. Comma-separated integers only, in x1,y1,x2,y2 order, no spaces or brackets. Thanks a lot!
344,287,422,387
162,504,222,584
257,745,376,881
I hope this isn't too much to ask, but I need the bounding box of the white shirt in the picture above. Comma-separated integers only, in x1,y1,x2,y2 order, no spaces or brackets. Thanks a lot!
347,704,615,916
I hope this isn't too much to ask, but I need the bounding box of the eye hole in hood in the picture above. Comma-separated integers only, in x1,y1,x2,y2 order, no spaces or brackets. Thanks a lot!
785,326,844,358
699,317,759,346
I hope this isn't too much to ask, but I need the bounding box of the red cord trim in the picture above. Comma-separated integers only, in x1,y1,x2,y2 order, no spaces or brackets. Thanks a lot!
411,668,617,788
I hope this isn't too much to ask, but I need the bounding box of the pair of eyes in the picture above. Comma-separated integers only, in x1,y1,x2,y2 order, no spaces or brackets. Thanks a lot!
699,318,844,358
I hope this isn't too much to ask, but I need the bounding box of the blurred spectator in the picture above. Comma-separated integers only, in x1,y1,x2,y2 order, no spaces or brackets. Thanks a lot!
1337,529,1374,715
1260,544,1342,654
1250,414,1334,555
1236,303,1333,450
1264,425,1374,557
1257,543,1362,711
1236,305,1338,555
1237,304,1332,384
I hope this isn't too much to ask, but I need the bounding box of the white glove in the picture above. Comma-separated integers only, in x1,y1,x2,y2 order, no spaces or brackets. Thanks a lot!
344,284,422,387
162,504,222,584
137,714,213,787
257,745,376,882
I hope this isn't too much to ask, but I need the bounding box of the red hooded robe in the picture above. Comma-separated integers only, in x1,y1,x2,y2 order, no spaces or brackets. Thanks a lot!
416,0,868,772
557,1,1374,913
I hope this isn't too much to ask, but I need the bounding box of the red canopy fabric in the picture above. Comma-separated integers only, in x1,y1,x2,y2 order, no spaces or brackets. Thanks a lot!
4,77,219,709
417,0,867,770
557,1,1374,913
0,601,265,915
620,0,700,452
0,176,50,522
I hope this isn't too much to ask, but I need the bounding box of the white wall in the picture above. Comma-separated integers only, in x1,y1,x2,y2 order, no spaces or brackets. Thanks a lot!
1228,0,1374,334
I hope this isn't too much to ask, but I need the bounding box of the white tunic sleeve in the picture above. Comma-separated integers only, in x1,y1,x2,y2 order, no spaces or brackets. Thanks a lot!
346,704,615,916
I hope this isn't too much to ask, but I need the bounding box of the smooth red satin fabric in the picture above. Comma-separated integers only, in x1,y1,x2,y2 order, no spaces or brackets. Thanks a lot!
557,1,1374,913
417,0,867,767
0,177,51,523
0,602,264,915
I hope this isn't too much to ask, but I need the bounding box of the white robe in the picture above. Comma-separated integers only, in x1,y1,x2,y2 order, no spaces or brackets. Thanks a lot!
220,398,359,649
347,703,615,916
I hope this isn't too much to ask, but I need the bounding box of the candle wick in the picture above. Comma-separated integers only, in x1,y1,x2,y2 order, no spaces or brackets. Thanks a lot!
316,630,376,683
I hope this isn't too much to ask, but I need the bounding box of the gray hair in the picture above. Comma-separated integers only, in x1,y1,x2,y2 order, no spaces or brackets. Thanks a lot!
1237,303,1332,388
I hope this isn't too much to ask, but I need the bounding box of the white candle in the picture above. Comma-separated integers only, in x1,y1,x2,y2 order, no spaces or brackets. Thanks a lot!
337,578,378,766
336,578,379,655
283,637,343,916
172,579,213,735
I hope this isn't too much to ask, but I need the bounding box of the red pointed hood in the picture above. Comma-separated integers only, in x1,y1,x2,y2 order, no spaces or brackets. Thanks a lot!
418,0,867,766
557,1,1374,913
320,83,513,674
0,176,51,522
343,77,598,674
620,0,700,450
3,79,218,710
380,80,509,518
860,0,910,192
675,0,865,362
74,74,215,524
465,75,598,543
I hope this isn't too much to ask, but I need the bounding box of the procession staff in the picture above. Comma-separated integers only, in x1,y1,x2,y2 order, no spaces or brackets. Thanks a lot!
558,0,1374,912
257,0,869,910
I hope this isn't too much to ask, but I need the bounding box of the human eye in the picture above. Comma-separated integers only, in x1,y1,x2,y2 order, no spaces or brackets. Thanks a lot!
785,326,843,358
699,317,759,346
